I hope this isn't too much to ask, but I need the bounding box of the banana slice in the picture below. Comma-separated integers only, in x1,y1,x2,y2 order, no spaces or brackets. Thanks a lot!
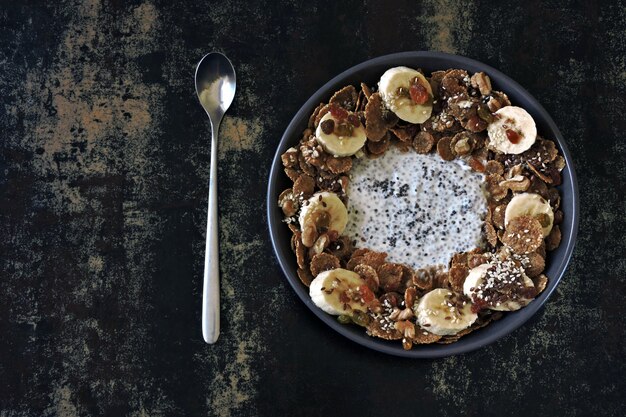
378,67,433,124
298,191,348,235
309,268,373,315
414,288,477,336
505,192,554,237
463,263,536,311
315,112,367,157
487,106,537,154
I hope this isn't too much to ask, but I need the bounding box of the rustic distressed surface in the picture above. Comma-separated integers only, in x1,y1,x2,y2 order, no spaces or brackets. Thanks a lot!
1,1,625,416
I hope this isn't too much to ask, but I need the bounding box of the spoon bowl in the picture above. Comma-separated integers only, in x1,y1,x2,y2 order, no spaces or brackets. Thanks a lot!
194,52,236,344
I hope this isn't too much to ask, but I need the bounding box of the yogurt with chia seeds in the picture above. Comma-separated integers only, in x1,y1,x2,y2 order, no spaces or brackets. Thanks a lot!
345,146,487,270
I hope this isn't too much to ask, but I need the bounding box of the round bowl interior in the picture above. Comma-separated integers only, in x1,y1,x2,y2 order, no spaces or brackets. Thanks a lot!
267,51,579,358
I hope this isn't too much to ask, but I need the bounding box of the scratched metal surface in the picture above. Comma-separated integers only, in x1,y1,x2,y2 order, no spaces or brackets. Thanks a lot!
0,1,624,416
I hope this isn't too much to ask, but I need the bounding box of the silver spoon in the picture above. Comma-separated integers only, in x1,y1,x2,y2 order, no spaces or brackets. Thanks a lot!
194,52,236,343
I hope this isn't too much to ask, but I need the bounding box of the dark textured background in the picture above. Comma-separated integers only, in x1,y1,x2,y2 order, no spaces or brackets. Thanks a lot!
1,1,625,416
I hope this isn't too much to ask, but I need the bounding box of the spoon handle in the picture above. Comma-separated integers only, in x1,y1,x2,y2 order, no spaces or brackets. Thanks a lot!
202,120,220,343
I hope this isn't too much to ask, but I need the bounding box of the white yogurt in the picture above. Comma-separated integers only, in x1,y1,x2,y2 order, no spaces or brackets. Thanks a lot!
345,146,487,270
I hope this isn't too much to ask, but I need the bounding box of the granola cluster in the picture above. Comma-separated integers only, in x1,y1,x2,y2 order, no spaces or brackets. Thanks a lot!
278,67,565,349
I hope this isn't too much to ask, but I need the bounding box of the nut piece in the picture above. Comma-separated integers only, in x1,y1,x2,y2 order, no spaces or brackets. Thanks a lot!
499,175,531,192
404,287,417,309
278,189,298,217
281,147,299,168
470,72,492,96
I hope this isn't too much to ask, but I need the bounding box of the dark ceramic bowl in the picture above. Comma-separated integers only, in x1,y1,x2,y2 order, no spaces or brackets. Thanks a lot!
267,52,579,358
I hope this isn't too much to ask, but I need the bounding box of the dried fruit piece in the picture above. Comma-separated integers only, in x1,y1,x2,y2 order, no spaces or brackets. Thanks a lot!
409,82,429,104
464,115,488,132
320,119,335,135
436,136,455,161
468,156,486,173
501,215,544,254
313,104,331,127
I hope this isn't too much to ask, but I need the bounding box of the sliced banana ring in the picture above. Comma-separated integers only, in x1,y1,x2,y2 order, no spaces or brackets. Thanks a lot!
505,192,554,237
315,112,367,157
487,106,537,154
309,268,372,315
298,191,348,235
378,66,433,124
463,264,536,311
414,288,477,336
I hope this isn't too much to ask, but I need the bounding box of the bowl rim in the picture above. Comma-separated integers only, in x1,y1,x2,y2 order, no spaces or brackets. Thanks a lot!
267,51,579,358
